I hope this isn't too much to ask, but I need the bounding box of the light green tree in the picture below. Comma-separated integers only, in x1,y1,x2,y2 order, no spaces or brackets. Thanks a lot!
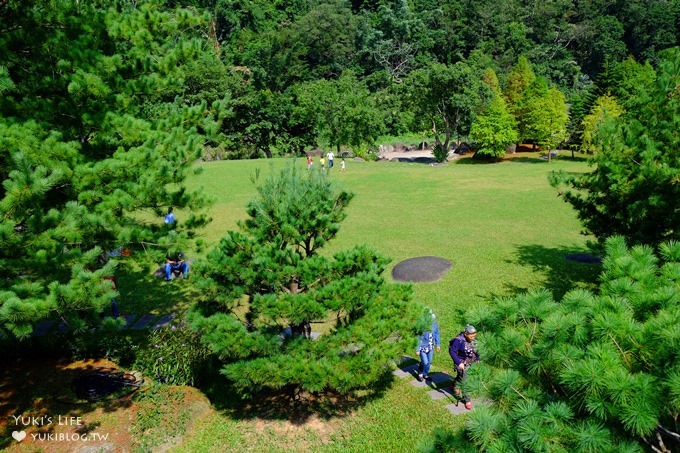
470,69,519,159
523,85,570,161
580,94,625,154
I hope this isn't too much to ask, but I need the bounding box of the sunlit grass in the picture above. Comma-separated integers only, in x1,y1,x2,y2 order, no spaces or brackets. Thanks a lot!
163,154,599,450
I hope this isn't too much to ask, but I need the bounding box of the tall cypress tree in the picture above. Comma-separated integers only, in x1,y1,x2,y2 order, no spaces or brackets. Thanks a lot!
189,164,418,397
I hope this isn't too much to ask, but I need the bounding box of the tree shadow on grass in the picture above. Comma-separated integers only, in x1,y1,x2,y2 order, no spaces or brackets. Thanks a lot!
196,363,396,425
506,244,602,301
115,260,199,316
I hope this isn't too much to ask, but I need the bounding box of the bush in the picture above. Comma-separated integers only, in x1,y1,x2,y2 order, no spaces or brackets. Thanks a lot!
134,323,210,386
432,143,449,163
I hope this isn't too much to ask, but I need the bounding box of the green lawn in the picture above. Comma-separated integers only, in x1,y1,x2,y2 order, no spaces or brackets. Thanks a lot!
131,154,600,451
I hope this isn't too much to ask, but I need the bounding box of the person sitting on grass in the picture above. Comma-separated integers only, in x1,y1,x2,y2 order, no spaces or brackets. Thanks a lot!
165,251,188,282
449,324,479,410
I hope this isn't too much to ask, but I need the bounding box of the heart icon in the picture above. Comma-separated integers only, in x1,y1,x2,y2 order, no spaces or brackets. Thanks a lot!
12,431,26,442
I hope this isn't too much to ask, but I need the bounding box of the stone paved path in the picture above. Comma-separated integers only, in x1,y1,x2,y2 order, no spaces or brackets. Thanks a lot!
31,313,177,337
393,356,485,415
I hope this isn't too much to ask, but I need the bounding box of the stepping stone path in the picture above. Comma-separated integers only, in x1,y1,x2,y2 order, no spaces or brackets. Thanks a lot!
393,356,486,416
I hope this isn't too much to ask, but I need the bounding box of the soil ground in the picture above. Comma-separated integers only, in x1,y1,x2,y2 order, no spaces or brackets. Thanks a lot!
1,356,209,452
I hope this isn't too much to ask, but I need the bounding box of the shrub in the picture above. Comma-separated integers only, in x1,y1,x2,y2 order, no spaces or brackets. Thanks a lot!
432,143,449,163
134,323,210,386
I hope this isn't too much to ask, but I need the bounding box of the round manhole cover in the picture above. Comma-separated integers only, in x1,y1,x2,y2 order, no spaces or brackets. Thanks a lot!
392,256,453,283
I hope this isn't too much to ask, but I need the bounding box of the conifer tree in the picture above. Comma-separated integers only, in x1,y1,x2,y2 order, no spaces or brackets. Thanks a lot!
189,164,418,397
550,49,679,245
470,95,519,159
0,1,222,337
580,94,624,154
462,236,680,452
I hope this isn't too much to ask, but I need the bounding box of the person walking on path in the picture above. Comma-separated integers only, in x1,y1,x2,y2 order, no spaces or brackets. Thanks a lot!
416,309,441,381
449,324,479,409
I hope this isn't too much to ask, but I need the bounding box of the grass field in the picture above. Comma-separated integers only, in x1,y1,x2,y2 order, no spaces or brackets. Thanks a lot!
1,153,602,452
159,153,601,451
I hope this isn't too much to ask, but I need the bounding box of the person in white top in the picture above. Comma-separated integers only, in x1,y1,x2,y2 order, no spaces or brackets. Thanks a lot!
326,151,335,169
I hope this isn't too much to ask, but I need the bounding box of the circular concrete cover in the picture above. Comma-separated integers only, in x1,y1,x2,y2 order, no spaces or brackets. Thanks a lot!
392,256,453,283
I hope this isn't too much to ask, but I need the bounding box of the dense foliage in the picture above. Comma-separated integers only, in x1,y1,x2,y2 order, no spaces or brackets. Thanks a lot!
550,49,680,245
189,165,419,396
0,1,220,336
463,237,680,452
171,0,680,157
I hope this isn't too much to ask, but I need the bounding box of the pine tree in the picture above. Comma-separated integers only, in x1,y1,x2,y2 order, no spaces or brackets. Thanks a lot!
0,1,223,337
550,49,680,245
463,236,680,452
189,164,418,397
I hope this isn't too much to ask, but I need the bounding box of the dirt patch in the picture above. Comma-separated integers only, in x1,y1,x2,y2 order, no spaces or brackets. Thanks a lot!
1,356,210,452
248,414,342,448
1,357,136,452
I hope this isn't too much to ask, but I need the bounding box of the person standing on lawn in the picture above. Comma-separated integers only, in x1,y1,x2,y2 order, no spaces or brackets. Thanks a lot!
416,309,441,381
449,324,479,409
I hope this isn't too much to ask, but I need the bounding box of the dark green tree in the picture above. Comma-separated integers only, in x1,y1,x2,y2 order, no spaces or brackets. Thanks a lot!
463,236,680,452
550,49,680,245
294,71,384,155
189,164,418,396
0,0,219,337
406,61,490,158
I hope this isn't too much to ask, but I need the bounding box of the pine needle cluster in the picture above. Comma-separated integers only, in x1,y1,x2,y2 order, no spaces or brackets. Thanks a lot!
464,237,680,452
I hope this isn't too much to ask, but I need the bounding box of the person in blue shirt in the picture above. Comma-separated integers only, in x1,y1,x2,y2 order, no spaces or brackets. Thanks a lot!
416,309,441,381
164,207,175,224
449,324,479,409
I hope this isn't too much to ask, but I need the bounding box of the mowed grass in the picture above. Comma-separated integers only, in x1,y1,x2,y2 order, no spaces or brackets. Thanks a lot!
170,154,600,451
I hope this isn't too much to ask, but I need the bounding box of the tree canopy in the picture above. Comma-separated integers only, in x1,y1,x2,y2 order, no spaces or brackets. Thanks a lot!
550,49,680,245
0,0,220,337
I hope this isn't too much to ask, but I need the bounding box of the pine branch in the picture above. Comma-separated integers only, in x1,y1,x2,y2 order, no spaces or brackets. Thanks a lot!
511,385,528,402
655,431,670,453
657,424,680,441
608,333,631,368
641,436,664,453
